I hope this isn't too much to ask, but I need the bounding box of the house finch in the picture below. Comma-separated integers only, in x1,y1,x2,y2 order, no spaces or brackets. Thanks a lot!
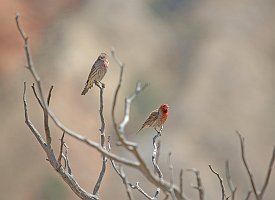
137,104,169,133
81,53,109,95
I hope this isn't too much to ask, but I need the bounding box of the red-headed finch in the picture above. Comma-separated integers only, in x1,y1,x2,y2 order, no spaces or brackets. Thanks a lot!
81,53,109,95
137,104,169,133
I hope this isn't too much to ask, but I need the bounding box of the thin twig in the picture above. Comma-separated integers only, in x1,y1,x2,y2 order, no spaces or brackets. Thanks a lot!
129,182,160,200
168,153,174,186
225,160,237,200
58,132,65,169
244,191,252,200
31,83,54,147
16,13,45,103
236,131,258,199
111,48,124,133
119,81,148,133
107,136,135,200
186,168,205,200
93,82,107,195
23,82,47,152
168,153,176,200
179,169,184,198
63,142,72,174
209,165,227,200
258,146,275,199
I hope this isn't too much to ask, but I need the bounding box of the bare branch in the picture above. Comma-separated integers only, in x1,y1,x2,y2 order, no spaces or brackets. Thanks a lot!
111,48,147,146
168,153,176,200
129,182,160,200
258,146,275,199
179,169,184,198
111,161,135,200
244,191,252,200
93,82,107,195
236,131,258,199
111,48,124,133
168,153,174,186
62,142,72,174
16,13,43,100
152,132,163,179
31,83,43,107
31,83,54,147
107,136,134,200
23,82,47,152
225,160,237,200
209,165,227,200
186,168,204,200
58,132,65,169
119,81,148,133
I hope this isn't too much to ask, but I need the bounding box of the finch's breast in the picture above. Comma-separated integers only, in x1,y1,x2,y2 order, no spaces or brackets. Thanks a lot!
159,114,168,125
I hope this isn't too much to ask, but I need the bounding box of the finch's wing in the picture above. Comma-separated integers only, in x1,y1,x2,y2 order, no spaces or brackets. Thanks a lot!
137,110,159,133
87,59,102,82
81,59,101,95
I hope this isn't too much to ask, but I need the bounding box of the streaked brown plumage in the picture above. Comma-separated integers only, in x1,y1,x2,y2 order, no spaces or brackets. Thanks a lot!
137,104,169,133
81,53,109,95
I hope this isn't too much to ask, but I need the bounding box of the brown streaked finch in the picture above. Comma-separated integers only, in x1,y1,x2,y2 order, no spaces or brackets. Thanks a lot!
137,104,169,133
81,53,109,95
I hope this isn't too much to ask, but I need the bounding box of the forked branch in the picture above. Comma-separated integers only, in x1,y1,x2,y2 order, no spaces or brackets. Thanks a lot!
236,131,275,200
111,50,190,200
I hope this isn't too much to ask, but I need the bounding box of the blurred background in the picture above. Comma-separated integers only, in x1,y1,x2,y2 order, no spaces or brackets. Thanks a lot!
1,0,275,199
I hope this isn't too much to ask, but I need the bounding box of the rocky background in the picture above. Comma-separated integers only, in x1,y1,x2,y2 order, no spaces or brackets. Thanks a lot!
1,0,275,199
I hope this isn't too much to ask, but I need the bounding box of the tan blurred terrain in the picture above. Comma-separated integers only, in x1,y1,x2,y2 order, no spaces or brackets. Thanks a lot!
1,0,275,199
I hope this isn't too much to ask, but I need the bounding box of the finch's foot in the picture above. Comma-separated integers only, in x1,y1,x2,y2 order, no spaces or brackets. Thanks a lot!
95,81,105,89
154,128,162,136
99,81,105,88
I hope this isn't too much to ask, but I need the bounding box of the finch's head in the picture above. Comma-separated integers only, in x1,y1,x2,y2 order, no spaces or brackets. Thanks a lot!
159,104,169,113
98,53,108,61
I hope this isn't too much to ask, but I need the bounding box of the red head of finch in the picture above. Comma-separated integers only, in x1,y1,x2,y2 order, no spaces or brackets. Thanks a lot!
137,104,169,133
81,53,109,95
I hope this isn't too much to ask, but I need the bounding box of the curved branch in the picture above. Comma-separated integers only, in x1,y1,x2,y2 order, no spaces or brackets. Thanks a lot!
209,165,227,200
236,131,258,199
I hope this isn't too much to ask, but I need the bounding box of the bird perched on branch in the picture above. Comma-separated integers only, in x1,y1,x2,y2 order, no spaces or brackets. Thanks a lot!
81,53,109,95
137,104,169,133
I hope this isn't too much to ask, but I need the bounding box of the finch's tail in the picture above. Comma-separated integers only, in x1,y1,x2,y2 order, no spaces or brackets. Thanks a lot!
81,87,89,95
136,127,143,134
81,83,93,95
